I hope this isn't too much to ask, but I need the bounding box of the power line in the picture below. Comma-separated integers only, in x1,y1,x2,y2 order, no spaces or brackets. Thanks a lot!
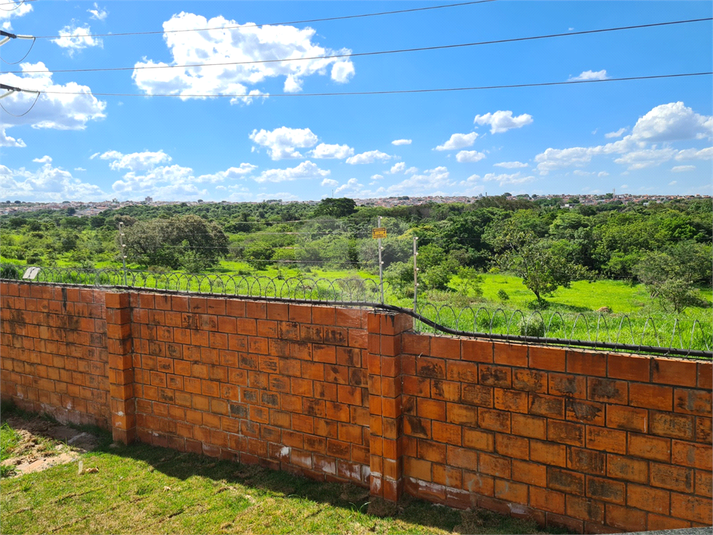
14,18,712,75
37,72,713,99
32,0,496,40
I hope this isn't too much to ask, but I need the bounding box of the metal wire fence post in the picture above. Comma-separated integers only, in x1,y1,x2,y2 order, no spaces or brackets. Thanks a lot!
413,235,418,313
378,216,384,305
118,222,128,287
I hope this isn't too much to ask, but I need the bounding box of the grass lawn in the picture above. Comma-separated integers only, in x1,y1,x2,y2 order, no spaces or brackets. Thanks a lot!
0,427,558,535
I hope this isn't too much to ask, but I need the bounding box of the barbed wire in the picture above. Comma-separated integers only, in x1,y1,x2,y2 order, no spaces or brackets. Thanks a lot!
1,263,710,357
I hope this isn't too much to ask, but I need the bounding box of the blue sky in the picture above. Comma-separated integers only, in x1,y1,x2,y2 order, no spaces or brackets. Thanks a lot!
0,0,711,202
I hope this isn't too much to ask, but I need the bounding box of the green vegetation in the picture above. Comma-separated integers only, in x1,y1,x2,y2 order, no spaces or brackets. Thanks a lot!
1,196,711,346
0,417,553,535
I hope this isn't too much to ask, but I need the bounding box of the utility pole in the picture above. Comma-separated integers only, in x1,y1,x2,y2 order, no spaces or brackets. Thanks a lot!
377,216,384,304
413,236,418,313
118,222,128,286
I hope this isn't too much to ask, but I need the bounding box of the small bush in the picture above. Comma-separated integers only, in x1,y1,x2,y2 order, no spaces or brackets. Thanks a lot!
0,265,20,279
518,316,545,337
497,289,509,302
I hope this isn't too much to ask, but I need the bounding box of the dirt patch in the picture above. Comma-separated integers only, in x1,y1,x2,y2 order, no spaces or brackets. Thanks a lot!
1,416,101,478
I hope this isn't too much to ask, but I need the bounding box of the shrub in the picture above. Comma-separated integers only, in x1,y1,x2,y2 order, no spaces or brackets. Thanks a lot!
497,289,509,302
518,315,545,337
0,265,20,279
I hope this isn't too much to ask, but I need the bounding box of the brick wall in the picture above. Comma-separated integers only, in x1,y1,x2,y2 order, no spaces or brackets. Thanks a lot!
1,281,710,533
397,333,712,532
0,282,109,427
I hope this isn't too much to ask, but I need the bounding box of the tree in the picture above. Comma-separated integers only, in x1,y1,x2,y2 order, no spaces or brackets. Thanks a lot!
313,198,357,218
485,220,588,303
122,215,228,270
634,243,710,313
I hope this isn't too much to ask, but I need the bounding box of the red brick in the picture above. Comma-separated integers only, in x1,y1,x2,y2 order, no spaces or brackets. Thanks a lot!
463,471,495,496
446,360,478,383
512,414,547,440
548,467,584,495
606,504,646,531
674,388,711,416
404,457,432,482
650,411,696,440
478,453,511,479
493,342,528,367
462,339,492,363
627,484,670,515
512,369,547,393
585,476,624,504
695,470,711,498
652,358,697,387
446,403,477,427
629,382,673,411
606,454,648,483
479,365,511,388
494,478,528,504
606,405,648,433
463,428,493,452
566,495,604,523
478,409,510,433
607,354,650,381
529,394,565,419
494,388,528,413
548,420,584,446
567,350,607,377
671,440,712,470
568,447,606,475
650,462,694,492
511,459,546,486
646,513,691,530
670,493,712,524
586,427,626,454
628,434,671,462
530,440,566,467
530,346,566,371
530,487,565,514
697,361,712,389
565,399,605,426
431,336,461,360
495,433,529,459
416,357,445,379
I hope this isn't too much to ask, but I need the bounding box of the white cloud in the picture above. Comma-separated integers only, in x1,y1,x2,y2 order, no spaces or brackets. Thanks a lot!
456,150,486,163
598,171,609,177
494,161,528,169
249,127,318,160
87,3,108,21
321,178,338,187
309,143,354,159
0,2,32,21
371,174,384,180
675,147,713,161
385,166,453,195
0,160,106,202
52,25,103,55
0,62,106,131
335,178,362,195
568,70,609,82
74,167,86,172
671,165,695,173
196,163,257,183
631,102,713,142
32,155,52,163
112,165,207,200
613,147,677,170
605,127,627,139
481,172,535,186
434,132,478,151
388,162,406,174
473,110,533,134
132,12,355,103
0,128,25,148
255,160,329,183
99,150,172,171
346,150,391,165
391,139,412,146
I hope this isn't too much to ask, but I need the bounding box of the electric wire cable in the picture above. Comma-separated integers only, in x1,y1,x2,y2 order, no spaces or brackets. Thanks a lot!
0,89,40,116
37,72,713,99
14,17,712,75
32,0,496,39
0,0,32,11
0,36,36,64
